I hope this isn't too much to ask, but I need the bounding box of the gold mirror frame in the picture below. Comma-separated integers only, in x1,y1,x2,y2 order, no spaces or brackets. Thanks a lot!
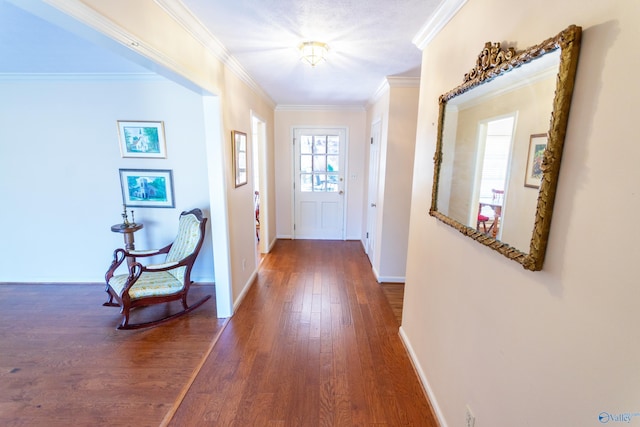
429,25,581,271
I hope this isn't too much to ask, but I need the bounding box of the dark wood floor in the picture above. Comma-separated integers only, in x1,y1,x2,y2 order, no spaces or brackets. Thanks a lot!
0,240,436,426
171,240,436,426
0,283,224,426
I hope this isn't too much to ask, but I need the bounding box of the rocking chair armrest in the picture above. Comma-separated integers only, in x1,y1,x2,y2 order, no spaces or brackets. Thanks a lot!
127,249,163,257
121,262,145,294
145,261,180,271
105,248,128,282
124,244,172,258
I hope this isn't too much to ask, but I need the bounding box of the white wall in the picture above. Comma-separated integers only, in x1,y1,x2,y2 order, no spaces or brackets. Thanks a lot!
274,108,366,240
365,82,419,282
0,77,214,282
380,85,419,280
403,1,640,426
221,73,276,307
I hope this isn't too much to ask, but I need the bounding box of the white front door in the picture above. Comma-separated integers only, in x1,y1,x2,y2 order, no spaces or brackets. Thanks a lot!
293,128,346,239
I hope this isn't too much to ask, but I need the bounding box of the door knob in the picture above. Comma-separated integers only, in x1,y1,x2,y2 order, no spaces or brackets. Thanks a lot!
371,203,376,207
339,190,344,195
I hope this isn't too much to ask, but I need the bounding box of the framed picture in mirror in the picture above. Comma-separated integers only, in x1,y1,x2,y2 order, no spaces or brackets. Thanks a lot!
524,134,548,189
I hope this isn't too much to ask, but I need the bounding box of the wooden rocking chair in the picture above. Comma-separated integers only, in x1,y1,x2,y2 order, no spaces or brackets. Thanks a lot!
104,208,211,330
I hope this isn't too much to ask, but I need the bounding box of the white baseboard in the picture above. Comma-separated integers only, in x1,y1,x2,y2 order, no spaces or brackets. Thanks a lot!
276,235,366,242
372,265,381,282
370,261,405,284
267,237,277,252
377,275,405,283
399,326,448,427
371,268,405,284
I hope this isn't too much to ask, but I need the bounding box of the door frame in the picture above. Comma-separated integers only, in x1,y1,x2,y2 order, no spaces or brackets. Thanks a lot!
251,112,268,256
366,118,382,264
202,95,233,318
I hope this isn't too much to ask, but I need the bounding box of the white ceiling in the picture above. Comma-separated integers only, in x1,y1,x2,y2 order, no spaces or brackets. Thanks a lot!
0,0,444,106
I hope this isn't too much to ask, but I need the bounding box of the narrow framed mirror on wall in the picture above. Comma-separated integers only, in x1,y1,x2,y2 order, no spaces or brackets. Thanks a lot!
429,25,582,271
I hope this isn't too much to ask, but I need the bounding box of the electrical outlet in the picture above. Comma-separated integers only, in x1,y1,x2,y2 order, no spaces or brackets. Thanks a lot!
242,258,246,271
465,405,475,427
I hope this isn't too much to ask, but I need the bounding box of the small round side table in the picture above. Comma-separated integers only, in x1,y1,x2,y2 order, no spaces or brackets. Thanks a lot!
110,223,143,267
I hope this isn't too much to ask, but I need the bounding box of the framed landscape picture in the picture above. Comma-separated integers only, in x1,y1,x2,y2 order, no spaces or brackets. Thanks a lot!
232,130,248,187
524,133,548,188
117,120,167,158
119,169,175,208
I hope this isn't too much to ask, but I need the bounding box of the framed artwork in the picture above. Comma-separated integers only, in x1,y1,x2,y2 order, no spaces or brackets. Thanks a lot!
119,169,175,208
232,130,248,187
524,133,548,188
117,120,167,158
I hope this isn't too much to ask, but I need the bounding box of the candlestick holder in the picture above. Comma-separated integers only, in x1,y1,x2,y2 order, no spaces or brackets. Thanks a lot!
121,204,130,226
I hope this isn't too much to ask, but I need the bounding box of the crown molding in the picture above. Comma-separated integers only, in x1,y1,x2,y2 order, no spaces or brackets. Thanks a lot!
412,0,468,50
369,79,391,106
275,105,365,112
154,0,276,108
43,0,192,78
387,76,420,87
367,76,421,107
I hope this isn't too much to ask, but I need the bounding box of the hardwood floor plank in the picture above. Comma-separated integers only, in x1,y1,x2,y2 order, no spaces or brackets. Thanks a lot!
380,282,405,325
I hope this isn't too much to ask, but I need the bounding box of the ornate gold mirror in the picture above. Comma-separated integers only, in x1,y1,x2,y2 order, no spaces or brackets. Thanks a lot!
429,25,581,270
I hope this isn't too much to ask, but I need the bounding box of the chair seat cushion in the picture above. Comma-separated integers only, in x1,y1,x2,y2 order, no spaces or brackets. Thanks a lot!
478,214,490,221
109,271,184,300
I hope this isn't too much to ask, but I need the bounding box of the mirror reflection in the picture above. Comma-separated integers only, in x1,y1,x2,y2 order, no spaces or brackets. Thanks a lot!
437,50,559,250
429,25,582,270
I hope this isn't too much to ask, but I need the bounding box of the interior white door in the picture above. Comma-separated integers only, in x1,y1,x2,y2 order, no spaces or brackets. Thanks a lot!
293,128,346,239
366,120,381,263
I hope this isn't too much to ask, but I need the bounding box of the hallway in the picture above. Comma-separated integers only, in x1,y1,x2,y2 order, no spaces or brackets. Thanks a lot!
171,239,437,425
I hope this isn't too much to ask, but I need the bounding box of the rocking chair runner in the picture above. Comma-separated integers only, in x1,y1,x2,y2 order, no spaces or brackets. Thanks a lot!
104,208,211,330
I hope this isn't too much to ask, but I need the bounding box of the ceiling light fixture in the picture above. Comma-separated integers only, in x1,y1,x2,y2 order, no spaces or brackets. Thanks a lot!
299,41,329,67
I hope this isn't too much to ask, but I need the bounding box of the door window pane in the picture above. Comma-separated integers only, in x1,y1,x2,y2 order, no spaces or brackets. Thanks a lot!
301,136,313,154
300,155,312,173
300,174,313,192
326,174,339,192
314,174,326,191
327,136,339,154
327,155,339,172
314,136,327,154
313,155,326,172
